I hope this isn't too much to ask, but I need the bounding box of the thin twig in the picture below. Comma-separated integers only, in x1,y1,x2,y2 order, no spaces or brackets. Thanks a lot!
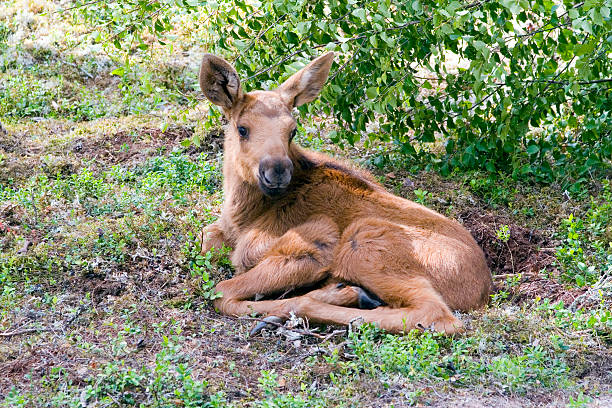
493,273,527,281
0,327,50,338
64,304,88,330
55,0,109,13
495,78,612,86
239,316,345,340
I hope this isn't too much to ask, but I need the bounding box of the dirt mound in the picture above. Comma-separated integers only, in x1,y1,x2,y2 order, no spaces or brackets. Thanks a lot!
514,276,586,305
0,127,31,182
460,210,583,303
461,210,555,275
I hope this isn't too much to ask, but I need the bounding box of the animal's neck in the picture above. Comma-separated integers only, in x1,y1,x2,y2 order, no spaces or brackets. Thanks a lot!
222,160,265,228
222,144,315,229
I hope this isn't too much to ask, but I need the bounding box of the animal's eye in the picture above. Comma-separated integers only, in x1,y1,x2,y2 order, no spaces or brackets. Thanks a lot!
289,128,297,142
237,126,249,140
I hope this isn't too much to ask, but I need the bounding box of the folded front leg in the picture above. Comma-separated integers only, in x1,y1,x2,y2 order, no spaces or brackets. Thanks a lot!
231,228,279,274
199,222,229,255
214,214,339,316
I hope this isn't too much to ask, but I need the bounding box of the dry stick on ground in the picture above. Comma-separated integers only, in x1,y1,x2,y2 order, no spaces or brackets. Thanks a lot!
239,316,346,340
63,304,88,331
493,272,529,281
0,327,50,338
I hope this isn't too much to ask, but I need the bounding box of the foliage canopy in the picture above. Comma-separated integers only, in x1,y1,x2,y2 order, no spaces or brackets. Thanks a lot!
71,0,611,190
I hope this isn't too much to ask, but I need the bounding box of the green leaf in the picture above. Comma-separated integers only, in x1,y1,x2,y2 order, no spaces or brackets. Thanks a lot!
296,21,310,35
473,40,490,59
110,67,124,76
366,87,378,99
574,41,596,56
439,23,453,36
352,8,367,22
526,144,539,155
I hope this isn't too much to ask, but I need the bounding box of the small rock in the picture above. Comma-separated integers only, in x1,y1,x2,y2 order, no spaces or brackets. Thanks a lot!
402,177,415,189
76,366,89,378
435,197,449,206
72,139,83,152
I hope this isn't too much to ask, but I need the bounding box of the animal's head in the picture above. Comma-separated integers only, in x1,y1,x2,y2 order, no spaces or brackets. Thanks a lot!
199,52,335,198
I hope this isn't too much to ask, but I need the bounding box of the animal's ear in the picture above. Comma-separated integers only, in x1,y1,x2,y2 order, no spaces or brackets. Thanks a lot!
199,54,242,110
276,52,335,108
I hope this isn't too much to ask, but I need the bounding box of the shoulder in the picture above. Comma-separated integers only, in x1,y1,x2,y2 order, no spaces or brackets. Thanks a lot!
291,147,381,192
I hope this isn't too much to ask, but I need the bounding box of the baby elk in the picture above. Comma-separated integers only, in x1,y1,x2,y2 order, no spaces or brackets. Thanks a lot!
198,52,492,334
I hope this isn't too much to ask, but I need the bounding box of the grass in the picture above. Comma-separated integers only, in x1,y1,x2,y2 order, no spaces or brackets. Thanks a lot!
1,1,611,406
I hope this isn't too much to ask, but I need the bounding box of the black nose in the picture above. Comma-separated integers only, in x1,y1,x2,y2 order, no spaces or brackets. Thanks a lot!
258,157,293,194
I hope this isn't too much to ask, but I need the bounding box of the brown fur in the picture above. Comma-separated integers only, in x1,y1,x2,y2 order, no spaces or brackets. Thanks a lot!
198,53,492,334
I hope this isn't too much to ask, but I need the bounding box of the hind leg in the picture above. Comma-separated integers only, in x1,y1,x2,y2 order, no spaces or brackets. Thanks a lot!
299,280,383,309
329,217,463,332
250,217,464,334
258,286,462,334
243,284,464,335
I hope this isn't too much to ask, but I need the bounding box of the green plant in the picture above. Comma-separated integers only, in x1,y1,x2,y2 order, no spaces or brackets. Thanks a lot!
413,188,430,205
556,202,612,287
58,167,110,201
556,214,592,286
0,71,109,120
73,0,611,188
2,335,227,407
256,370,326,408
496,224,511,243
184,235,230,302
468,173,517,207
491,289,510,306
189,250,224,301
0,22,12,47
139,152,221,203
489,345,569,392
568,392,594,407
114,66,167,114
345,322,572,394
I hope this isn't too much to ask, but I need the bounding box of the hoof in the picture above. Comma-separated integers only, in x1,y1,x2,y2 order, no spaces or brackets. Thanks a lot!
249,315,284,337
355,287,384,310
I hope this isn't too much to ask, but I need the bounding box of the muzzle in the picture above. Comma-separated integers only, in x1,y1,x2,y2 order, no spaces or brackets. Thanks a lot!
258,156,293,198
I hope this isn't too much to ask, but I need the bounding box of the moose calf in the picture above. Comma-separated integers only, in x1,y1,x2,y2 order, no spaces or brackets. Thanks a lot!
198,52,492,334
